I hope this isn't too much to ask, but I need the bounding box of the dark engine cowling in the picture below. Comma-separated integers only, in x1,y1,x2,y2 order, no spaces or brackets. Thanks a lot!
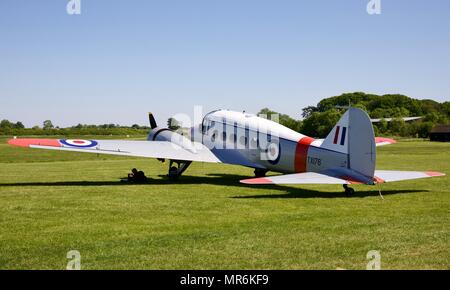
146,113,197,153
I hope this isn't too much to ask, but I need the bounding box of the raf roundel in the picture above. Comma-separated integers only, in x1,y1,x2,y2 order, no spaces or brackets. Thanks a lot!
267,142,281,165
60,139,98,148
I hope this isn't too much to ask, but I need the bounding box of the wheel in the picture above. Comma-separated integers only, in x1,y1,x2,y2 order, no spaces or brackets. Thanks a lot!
254,168,267,178
168,166,179,181
345,187,355,196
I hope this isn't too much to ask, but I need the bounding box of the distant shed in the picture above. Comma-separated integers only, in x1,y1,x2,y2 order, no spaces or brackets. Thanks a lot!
430,125,450,142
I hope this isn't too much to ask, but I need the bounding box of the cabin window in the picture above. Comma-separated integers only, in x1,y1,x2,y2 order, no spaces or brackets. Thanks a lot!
229,133,236,143
203,119,216,134
240,136,248,146
209,121,215,131
211,131,218,142
202,119,208,134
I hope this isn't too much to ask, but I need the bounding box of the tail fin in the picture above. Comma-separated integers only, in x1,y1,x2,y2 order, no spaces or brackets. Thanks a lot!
320,108,376,178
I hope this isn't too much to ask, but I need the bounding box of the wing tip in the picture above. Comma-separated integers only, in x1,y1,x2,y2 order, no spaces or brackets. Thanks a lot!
8,138,28,147
425,171,445,177
7,138,61,148
375,137,396,145
240,177,274,184
373,176,386,184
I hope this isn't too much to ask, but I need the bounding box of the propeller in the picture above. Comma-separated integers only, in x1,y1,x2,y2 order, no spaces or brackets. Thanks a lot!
148,112,157,129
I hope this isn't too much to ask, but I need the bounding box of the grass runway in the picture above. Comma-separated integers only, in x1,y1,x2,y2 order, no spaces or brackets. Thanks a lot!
0,136,448,269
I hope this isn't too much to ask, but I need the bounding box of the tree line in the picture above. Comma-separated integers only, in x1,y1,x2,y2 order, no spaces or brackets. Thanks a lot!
0,119,150,136
259,92,449,138
1,92,449,138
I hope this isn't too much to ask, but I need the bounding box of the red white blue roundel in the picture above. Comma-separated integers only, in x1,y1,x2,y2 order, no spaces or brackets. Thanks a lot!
60,139,98,148
267,142,281,165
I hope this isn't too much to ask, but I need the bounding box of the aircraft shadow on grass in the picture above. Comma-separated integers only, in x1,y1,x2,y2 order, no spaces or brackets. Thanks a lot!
0,173,427,199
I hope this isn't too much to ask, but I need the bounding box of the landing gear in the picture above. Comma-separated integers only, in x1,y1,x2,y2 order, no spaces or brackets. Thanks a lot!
167,160,192,181
254,168,268,178
343,184,355,196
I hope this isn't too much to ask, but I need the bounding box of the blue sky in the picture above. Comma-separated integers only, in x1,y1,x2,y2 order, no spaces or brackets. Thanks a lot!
1,0,449,127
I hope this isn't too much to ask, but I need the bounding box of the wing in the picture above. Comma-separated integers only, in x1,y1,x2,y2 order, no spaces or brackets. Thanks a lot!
240,172,350,185
8,138,220,163
374,170,445,183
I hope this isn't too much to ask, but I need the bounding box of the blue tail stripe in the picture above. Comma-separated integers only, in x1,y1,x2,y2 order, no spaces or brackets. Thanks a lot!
340,127,347,145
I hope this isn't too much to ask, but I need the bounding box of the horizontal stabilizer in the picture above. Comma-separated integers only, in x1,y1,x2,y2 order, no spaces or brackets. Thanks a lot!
240,170,445,185
240,172,350,185
374,137,396,147
371,117,422,123
311,136,396,147
374,170,445,183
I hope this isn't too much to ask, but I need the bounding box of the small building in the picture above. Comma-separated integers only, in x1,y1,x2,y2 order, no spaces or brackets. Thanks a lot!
430,124,450,142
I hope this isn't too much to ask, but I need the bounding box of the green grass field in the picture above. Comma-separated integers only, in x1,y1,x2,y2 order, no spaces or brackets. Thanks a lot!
0,136,448,269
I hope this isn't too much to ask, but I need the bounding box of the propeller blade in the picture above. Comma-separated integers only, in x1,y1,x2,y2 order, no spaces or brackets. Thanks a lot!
148,112,157,129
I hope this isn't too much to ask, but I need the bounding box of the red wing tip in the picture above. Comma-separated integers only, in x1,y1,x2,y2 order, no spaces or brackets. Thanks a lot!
425,171,445,177
7,138,61,148
373,176,386,184
338,175,364,184
240,177,273,184
375,137,396,144
8,138,28,147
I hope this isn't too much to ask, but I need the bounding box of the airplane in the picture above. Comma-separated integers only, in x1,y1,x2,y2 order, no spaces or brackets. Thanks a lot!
8,107,445,195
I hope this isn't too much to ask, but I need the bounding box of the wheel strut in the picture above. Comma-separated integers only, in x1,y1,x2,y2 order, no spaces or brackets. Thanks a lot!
168,160,192,181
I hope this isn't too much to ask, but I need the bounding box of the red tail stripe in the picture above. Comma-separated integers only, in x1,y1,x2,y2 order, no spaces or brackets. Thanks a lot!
333,126,340,144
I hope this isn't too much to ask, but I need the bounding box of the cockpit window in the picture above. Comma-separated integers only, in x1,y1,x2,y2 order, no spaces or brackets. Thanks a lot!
202,118,217,134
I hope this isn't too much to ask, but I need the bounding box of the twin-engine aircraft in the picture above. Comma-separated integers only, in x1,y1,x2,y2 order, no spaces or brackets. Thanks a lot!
8,108,444,194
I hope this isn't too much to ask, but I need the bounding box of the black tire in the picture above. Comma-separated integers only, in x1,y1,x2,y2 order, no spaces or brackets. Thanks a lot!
254,168,267,178
345,187,355,196
168,166,179,181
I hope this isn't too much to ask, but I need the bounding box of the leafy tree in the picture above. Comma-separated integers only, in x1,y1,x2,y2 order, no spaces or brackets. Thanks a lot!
14,121,25,129
377,118,388,133
0,119,13,128
258,108,302,132
301,92,450,137
301,106,318,118
417,122,434,138
442,101,450,116
43,120,54,130
300,109,342,137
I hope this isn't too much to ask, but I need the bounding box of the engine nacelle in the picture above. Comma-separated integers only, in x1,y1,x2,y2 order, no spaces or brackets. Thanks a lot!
147,127,197,154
